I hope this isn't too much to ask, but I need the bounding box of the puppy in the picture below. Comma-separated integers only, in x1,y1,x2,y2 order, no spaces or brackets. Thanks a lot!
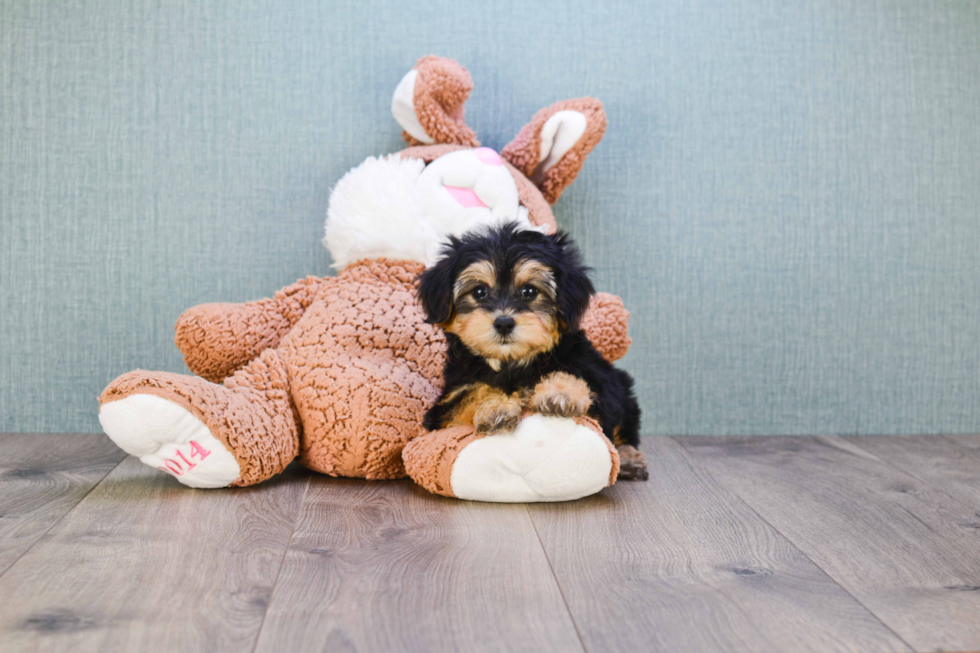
417,223,647,481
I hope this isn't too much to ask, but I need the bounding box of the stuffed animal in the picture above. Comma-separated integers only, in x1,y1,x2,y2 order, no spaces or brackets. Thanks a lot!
98,56,633,502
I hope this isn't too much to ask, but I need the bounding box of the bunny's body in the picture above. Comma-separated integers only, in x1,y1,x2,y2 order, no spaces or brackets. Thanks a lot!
98,57,633,500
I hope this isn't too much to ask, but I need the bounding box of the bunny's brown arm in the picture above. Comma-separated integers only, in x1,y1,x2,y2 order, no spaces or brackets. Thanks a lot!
175,276,334,382
581,292,632,362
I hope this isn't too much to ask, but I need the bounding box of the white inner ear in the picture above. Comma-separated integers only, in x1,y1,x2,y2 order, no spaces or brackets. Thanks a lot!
391,69,434,144
533,110,588,182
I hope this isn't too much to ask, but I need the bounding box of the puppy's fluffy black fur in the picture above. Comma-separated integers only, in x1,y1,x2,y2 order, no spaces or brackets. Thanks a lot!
417,223,642,452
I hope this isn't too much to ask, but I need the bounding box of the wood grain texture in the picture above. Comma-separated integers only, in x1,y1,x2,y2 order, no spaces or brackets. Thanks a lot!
0,433,125,576
0,457,307,653
681,435,980,653
253,476,583,653
527,438,909,653
5,435,980,652
850,435,980,510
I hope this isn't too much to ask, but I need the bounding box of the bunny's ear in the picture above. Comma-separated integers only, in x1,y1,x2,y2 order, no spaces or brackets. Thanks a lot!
391,56,480,147
501,98,606,204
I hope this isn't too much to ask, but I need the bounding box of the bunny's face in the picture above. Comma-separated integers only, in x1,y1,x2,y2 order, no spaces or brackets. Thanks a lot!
323,56,606,270
415,147,528,234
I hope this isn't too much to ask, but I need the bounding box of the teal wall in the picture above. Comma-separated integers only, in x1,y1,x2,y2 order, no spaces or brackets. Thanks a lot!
2,0,978,435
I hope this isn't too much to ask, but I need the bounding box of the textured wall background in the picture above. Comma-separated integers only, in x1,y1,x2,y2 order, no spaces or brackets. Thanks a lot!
2,0,978,435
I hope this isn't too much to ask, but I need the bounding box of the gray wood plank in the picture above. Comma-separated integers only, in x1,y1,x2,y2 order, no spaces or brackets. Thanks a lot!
851,435,980,510
254,476,584,653
0,457,307,653
680,435,980,653
0,433,125,576
946,433,980,456
526,437,909,653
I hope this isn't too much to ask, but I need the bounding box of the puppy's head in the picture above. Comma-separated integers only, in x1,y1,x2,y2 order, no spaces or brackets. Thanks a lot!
417,223,594,363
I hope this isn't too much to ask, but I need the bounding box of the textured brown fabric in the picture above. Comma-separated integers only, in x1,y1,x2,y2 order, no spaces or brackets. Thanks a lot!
398,143,469,162
507,160,558,234
580,293,632,363
402,424,481,497
176,276,332,383
98,347,301,487
501,98,608,204
403,55,479,147
281,259,446,480
398,145,558,234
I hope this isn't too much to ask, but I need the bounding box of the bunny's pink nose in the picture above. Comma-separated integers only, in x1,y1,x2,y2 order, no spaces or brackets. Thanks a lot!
474,147,503,166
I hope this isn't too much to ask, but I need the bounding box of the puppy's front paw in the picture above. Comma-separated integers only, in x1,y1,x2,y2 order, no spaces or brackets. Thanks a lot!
474,399,522,435
530,372,593,418
616,444,649,481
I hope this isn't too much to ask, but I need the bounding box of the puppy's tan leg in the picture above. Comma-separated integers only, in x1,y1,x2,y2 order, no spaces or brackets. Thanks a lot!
615,443,649,481
444,384,523,435
472,390,523,435
529,372,593,419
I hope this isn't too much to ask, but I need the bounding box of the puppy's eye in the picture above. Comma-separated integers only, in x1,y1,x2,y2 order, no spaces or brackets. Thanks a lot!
521,285,539,301
472,285,489,300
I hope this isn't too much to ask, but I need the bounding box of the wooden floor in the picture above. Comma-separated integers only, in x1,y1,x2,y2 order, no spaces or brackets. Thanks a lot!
2,435,979,652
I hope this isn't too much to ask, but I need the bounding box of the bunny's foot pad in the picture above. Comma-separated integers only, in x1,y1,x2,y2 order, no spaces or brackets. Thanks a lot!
404,414,619,503
99,394,240,488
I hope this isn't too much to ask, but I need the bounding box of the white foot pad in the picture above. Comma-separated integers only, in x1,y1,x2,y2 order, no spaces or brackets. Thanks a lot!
449,414,614,502
99,394,241,488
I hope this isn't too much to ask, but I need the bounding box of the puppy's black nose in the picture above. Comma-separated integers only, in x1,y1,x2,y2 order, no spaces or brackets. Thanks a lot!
493,315,516,336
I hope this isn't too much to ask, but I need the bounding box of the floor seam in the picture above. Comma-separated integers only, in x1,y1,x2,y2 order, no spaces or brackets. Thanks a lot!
525,504,589,653
669,436,918,653
250,474,311,653
841,434,980,516
0,452,127,580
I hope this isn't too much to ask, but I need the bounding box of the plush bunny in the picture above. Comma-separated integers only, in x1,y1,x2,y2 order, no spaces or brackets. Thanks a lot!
98,56,632,502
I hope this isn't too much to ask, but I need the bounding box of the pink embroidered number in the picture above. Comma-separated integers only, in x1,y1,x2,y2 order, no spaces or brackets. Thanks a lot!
157,440,212,477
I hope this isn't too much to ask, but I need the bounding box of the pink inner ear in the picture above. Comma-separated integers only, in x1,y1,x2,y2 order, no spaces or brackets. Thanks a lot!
444,185,488,209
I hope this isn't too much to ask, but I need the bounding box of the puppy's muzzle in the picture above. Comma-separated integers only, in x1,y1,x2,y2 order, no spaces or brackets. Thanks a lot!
493,315,516,336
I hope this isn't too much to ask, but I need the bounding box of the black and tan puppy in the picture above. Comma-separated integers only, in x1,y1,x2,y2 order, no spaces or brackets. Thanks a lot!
417,223,647,481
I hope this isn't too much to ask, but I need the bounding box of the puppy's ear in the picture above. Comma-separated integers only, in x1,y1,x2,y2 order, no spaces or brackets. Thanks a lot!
416,239,461,324
552,233,595,332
